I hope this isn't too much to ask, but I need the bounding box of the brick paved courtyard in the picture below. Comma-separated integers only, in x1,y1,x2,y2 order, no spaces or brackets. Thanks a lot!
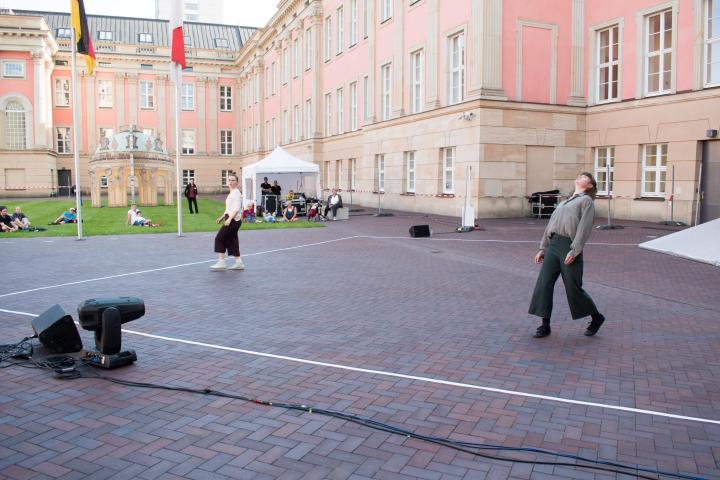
1,212,719,479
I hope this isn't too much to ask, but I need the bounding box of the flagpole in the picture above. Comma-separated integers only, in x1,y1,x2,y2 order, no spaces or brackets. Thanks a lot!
71,28,84,240
175,67,183,237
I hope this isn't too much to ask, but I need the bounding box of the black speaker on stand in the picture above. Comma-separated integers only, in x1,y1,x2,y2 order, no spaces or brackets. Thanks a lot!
409,225,431,238
31,304,83,354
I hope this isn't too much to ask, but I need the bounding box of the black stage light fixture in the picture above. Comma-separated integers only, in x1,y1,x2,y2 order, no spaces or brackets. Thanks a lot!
77,297,145,369
31,304,83,354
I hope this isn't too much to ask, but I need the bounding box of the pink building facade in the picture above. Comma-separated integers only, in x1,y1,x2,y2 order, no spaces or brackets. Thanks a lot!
1,0,719,223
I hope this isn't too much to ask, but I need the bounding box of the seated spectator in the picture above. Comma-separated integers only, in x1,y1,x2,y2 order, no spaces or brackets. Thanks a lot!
242,202,258,223
0,206,18,232
286,190,295,201
11,207,30,230
323,188,344,221
281,201,298,222
127,204,160,227
51,207,77,224
307,202,318,222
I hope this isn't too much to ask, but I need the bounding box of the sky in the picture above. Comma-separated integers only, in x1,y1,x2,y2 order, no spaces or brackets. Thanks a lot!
0,0,278,28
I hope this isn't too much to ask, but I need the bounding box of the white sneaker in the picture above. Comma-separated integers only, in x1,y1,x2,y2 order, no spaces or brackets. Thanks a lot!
210,261,227,270
229,260,245,270
332,217,337,221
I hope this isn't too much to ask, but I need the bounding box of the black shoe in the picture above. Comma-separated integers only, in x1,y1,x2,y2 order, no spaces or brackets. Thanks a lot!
533,325,551,338
584,314,605,336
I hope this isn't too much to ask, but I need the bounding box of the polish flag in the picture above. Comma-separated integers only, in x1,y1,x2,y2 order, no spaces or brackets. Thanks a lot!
169,0,185,80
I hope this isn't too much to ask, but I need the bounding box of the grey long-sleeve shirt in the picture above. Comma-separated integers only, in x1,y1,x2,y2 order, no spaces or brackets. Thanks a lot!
539,193,595,257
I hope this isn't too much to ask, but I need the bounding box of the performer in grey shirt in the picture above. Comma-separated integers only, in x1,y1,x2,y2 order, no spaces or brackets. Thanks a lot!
528,172,605,338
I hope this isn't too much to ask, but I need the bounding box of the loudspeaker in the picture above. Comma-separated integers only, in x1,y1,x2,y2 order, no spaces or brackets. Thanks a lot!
31,304,83,354
409,225,431,238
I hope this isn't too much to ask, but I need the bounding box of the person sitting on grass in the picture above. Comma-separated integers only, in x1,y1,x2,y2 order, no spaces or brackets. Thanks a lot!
51,207,77,224
11,207,30,230
307,202,318,222
281,201,298,222
263,208,276,223
242,202,258,223
0,206,18,232
127,204,160,227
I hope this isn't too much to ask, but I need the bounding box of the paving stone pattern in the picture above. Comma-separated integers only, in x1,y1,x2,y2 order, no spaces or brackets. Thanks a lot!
1,212,719,479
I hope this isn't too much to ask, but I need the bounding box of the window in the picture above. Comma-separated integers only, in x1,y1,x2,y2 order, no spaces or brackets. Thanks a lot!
645,9,673,95
220,130,233,155
350,81,358,131
293,105,300,141
98,31,113,41
140,81,154,109
181,83,194,110
56,28,71,38
443,147,455,193
97,79,113,108
55,127,71,154
220,85,232,111
2,61,24,78
594,147,615,195
337,87,344,134
377,154,385,192
221,169,233,187
363,75,369,121
405,151,416,193
411,50,424,113
350,158,357,190
100,176,108,188
325,16,333,61
142,128,154,137
305,27,313,70
381,0,392,22
293,38,300,77
272,117,276,147
254,73,259,103
336,159,343,189
305,99,312,138
448,32,466,104
138,33,153,43
4,101,26,150
350,0,358,46
266,121,271,148
282,48,288,84
283,110,289,144
181,129,195,154
184,35,192,46
363,0,370,38
597,25,620,102
325,93,332,136
381,63,392,120
99,127,114,147
642,144,667,196
140,64,153,70
271,62,277,94
705,0,720,86
337,6,344,54
55,78,70,107
214,38,229,48
186,13,199,21
255,123,259,150
182,169,195,186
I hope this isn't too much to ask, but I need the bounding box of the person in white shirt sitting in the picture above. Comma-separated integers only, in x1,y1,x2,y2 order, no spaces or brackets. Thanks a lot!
323,188,343,221
127,204,160,227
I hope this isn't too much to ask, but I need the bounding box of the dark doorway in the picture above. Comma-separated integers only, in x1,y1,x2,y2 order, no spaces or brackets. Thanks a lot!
700,141,720,223
58,169,71,198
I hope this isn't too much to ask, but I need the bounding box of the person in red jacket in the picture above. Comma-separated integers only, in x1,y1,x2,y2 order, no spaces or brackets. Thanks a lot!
184,178,199,214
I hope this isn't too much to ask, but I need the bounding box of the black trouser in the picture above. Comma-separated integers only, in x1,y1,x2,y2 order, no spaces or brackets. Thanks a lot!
214,219,241,257
323,204,339,218
528,235,599,320
187,197,198,213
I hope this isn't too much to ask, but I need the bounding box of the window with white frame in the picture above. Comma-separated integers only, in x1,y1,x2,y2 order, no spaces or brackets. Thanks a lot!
305,27,313,70
597,25,620,102
406,151,416,193
293,105,300,141
182,169,195,186
56,28,71,38
337,6,344,54
4,101,26,150
377,154,385,192
325,161,331,190
220,129,233,155
350,81,358,131
181,129,195,154
140,81,154,109
255,123,260,150
221,169,234,187
55,127,71,154
381,63,392,120
55,78,70,107
705,0,720,86
645,9,673,95
325,16,333,61
97,79,113,107
448,32,465,105
283,110,289,144
184,35,192,46
293,38,300,77
282,48,288,84
443,147,455,193
100,176,108,188
271,118,277,148
254,73,259,103
363,75,369,120
642,144,667,196
350,158,357,190
594,147,615,195
181,83,194,110
142,128,153,137
138,33,153,43
363,0,370,38
411,50,424,113
2,61,24,78
325,93,332,136
305,99,312,138
99,127,114,146
337,87,344,134
271,62,277,94
214,38,229,48
98,30,113,41
336,159,343,189
350,0,358,46
380,0,392,22
266,121,271,148
220,85,232,111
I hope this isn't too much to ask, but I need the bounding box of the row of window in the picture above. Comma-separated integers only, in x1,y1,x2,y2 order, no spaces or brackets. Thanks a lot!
53,28,231,48
180,169,235,188
594,144,668,197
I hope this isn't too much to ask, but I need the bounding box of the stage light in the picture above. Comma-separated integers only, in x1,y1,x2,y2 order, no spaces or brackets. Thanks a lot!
77,297,145,369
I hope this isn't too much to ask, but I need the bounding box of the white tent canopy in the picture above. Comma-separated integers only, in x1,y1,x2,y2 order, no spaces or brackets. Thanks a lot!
241,147,321,207
639,218,720,267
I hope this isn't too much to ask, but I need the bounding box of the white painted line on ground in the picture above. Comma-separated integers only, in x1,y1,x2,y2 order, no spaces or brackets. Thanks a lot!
0,236,361,299
1,306,718,426
362,235,638,246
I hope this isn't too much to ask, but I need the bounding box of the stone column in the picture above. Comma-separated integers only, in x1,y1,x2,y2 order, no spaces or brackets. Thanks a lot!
207,76,218,154
31,50,48,149
127,73,138,126
197,77,206,153
425,0,440,109
115,73,125,129
157,74,167,147
45,59,54,148
468,0,507,100
568,0,586,105
87,75,96,151
392,0,404,118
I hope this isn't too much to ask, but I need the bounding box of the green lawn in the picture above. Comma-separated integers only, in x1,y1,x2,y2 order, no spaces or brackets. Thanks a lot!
0,198,323,238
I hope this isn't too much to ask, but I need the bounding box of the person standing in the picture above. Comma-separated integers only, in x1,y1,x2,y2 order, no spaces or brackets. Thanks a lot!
211,174,244,271
528,172,605,338
184,179,199,214
323,188,343,220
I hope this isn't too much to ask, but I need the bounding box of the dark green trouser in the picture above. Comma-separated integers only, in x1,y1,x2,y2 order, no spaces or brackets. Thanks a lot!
528,235,599,320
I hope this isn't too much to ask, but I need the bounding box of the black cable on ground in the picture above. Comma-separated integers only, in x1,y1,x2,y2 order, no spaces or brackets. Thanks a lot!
1,353,708,480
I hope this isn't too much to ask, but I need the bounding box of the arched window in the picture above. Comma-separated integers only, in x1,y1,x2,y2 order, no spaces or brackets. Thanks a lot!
5,101,26,149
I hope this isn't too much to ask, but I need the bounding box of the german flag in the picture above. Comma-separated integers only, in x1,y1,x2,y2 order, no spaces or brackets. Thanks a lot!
70,0,95,75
